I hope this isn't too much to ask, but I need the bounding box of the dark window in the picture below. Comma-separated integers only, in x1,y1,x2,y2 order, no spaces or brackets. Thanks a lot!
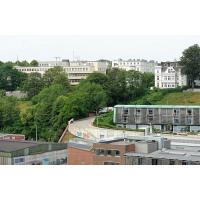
104,162,119,165
138,158,143,165
187,109,192,116
148,109,153,115
182,160,187,165
99,149,104,155
152,159,158,165
123,108,129,115
136,109,141,115
123,116,128,123
169,160,175,165
107,150,112,156
116,150,120,156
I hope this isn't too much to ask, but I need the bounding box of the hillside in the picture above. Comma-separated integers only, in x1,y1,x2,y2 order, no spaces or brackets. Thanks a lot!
157,92,200,105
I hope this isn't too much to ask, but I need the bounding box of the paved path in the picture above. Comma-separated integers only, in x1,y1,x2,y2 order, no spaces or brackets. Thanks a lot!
68,116,144,140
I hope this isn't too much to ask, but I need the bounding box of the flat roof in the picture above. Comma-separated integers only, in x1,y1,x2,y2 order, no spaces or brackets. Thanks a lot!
0,140,43,152
125,148,200,162
114,105,200,109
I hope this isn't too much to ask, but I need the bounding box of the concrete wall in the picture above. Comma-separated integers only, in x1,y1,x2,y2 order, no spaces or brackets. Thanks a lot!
134,141,158,153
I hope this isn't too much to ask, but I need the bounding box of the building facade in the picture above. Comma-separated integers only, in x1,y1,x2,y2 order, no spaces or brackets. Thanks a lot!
15,60,108,85
112,59,157,73
67,138,94,165
114,105,200,132
0,140,68,165
155,61,187,89
0,134,25,141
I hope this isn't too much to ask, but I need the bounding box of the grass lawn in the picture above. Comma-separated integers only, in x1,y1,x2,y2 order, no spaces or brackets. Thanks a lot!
157,92,200,105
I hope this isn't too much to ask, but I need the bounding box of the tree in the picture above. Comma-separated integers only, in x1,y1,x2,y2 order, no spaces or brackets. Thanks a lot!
180,44,200,89
43,66,70,89
0,64,27,91
21,72,44,98
30,60,38,66
78,82,107,113
16,60,30,66
80,72,108,89
106,68,127,106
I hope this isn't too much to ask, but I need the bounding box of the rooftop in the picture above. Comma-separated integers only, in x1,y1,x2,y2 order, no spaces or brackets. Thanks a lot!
125,145,200,162
0,140,43,152
114,105,200,109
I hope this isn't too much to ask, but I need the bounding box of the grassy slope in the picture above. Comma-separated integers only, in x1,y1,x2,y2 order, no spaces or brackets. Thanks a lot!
157,92,200,105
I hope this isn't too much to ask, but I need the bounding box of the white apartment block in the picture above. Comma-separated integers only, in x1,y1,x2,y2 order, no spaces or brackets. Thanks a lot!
112,59,157,73
155,62,187,89
15,60,108,85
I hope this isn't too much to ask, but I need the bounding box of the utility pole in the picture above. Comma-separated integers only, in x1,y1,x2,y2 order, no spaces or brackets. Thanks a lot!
35,123,38,142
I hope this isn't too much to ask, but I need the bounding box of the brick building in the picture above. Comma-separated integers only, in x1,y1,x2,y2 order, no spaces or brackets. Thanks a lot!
67,138,94,165
0,133,25,141
93,139,135,165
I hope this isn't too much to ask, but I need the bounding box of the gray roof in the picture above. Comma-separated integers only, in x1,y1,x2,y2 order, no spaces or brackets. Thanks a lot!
0,140,42,152
114,105,200,109
125,148,200,162
68,138,93,151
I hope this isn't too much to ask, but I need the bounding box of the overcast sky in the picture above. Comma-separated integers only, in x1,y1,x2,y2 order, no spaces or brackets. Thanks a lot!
0,35,200,62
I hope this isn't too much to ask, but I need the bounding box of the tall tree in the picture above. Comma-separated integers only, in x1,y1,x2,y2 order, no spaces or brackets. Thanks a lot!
0,64,27,91
180,44,200,89
30,60,39,66
21,72,44,98
43,66,70,89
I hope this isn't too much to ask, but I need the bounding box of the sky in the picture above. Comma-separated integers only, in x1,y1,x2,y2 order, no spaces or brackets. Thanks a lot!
0,35,200,62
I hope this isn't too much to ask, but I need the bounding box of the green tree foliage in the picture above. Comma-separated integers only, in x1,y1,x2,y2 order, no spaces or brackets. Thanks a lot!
43,66,70,89
180,44,200,88
0,64,27,91
80,72,108,89
16,60,30,66
30,60,39,66
0,96,20,132
106,68,127,105
21,72,44,98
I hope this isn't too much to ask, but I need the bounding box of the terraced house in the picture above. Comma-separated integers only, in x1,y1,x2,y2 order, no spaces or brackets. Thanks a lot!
114,105,200,132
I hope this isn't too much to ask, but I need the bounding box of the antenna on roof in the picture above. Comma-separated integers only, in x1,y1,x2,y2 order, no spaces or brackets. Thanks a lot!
54,57,61,66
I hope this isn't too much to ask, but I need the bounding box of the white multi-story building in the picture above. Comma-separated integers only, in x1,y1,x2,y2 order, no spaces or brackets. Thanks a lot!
155,62,187,89
112,59,157,73
15,60,108,85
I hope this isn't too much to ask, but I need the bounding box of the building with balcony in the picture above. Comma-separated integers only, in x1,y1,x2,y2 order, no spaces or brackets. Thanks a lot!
112,59,157,73
155,61,187,89
114,105,200,133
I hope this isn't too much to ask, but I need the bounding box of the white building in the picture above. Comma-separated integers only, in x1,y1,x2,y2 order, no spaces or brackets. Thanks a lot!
15,60,108,85
112,59,157,73
155,61,187,89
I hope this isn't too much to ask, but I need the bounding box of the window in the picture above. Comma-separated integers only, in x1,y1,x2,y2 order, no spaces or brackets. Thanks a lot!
107,150,112,156
187,109,192,116
169,160,175,165
136,109,141,115
152,159,158,165
104,162,119,165
157,76,159,80
99,149,104,155
115,150,120,156
123,108,129,115
138,158,143,165
123,116,128,123
173,109,179,116
148,109,153,115
182,160,187,165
